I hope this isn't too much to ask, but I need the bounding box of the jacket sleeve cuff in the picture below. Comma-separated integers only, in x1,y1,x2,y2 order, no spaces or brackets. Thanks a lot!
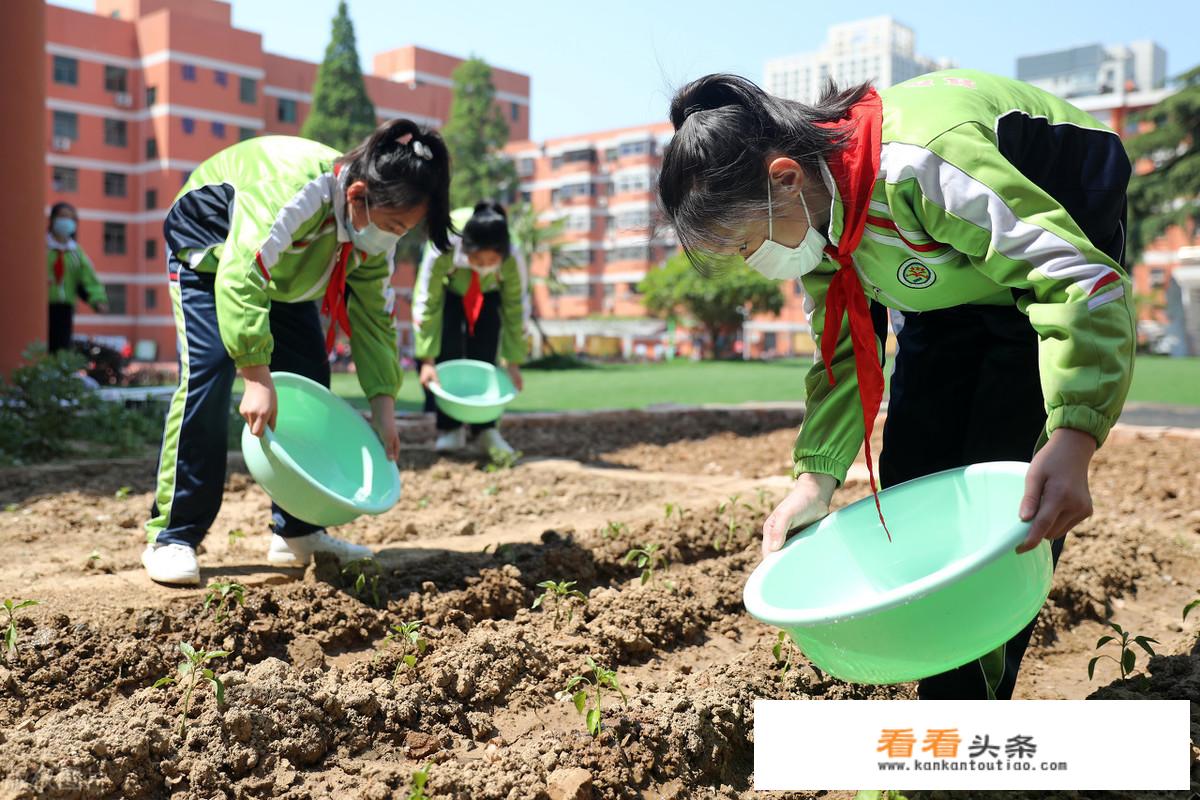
1046,405,1115,447
792,454,851,485
233,351,272,369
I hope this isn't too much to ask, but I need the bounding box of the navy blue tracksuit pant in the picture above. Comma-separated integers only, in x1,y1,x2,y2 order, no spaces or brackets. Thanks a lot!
146,264,330,548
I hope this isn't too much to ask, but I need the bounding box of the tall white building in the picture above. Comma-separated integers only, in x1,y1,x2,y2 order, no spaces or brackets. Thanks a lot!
1016,41,1167,100
764,17,952,103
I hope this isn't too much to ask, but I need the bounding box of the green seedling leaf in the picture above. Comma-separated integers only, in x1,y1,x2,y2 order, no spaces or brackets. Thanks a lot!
1087,656,1099,681
115,486,133,499
586,707,601,736
1184,599,1200,620
1121,648,1136,677
573,690,587,714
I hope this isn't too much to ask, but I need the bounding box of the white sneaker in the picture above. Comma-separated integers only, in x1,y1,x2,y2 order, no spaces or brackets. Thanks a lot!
475,428,515,457
141,543,201,586
435,427,467,452
267,531,374,567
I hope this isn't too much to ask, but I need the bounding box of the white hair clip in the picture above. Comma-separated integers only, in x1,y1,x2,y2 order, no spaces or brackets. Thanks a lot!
412,140,433,161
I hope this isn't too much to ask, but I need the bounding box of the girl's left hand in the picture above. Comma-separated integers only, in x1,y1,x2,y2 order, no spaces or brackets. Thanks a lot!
369,395,401,461
1016,427,1097,554
507,363,524,392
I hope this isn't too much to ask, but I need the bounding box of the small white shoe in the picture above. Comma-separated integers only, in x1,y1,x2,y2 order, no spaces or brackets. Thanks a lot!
141,543,201,586
434,427,467,452
475,427,515,457
267,531,374,567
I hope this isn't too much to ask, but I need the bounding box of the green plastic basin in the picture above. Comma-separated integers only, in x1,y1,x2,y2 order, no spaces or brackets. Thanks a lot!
240,372,402,527
743,462,1053,685
427,359,517,424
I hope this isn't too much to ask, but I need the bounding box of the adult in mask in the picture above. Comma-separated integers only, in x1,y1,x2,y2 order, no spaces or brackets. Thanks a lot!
657,71,1133,704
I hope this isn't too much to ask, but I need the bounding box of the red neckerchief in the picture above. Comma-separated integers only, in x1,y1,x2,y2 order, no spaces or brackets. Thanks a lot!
463,270,484,335
814,88,892,540
324,163,356,354
52,251,66,284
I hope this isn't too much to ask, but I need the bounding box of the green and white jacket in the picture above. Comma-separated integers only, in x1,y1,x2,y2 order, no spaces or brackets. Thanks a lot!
164,136,402,399
47,234,107,308
412,206,529,365
795,69,1135,484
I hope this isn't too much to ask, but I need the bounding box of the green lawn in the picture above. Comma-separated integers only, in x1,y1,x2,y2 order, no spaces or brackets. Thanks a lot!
324,355,1199,412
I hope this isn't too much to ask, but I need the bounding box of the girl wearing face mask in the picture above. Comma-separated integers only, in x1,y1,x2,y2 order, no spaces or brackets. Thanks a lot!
659,71,1133,703
46,202,108,352
142,119,453,586
414,200,528,456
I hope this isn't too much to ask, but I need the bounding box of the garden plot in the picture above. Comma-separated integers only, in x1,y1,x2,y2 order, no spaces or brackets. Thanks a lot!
0,416,1196,799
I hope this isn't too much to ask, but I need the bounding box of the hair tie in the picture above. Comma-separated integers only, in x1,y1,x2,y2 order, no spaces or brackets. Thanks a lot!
412,140,433,161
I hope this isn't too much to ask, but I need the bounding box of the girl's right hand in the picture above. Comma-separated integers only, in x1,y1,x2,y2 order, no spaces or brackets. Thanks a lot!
761,473,838,557
419,361,439,388
240,365,277,437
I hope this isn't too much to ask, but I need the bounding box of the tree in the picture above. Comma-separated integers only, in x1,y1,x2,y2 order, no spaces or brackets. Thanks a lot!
639,252,784,359
442,58,517,208
1125,65,1200,263
507,203,566,355
300,1,377,152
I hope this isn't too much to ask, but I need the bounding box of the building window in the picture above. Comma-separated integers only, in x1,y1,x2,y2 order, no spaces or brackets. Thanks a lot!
238,127,255,141
144,287,157,310
103,283,128,314
144,238,158,259
612,172,652,195
52,166,78,193
53,111,79,141
239,77,256,104
553,249,592,269
604,147,618,161
104,65,128,94
511,102,520,122
182,117,195,135
211,121,226,138
53,55,78,85
516,157,535,177
145,188,158,209
214,69,227,87
520,190,531,203
145,85,157,106
103,222,127,255
103,171,127,197
277,98,297,124
146,137,158,158
104,119,128,147
608,245,649,263
618,140,651,157
182,64,196,81
1150,268,1166,289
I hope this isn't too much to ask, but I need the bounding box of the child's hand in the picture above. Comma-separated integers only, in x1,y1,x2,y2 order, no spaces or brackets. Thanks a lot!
762,473,837,557
1016,427,1097,554
240,365,276,437
419,361,439,388
369,395,400,461
507,363,524,392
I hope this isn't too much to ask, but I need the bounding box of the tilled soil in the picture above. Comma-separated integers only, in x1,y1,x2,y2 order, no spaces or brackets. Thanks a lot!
0,415,1196,799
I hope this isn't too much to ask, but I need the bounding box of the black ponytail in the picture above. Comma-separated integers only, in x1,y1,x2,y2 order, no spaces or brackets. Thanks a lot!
658,73,872,270
338,118,455,251
461,200,511,258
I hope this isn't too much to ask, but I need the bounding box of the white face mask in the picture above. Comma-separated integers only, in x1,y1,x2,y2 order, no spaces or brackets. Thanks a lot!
349,193,403,255
745,178,825,280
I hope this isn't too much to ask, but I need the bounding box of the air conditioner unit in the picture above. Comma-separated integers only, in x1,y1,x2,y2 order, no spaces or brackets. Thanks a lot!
52,136,72,151
114,92,133,107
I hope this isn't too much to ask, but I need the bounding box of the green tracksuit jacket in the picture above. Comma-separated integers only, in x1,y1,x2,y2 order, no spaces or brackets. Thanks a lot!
164,135,402,399
796,69,1135,483
412,207,529,365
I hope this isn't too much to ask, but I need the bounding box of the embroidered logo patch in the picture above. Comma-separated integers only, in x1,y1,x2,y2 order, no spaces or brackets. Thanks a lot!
897,259,936,289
